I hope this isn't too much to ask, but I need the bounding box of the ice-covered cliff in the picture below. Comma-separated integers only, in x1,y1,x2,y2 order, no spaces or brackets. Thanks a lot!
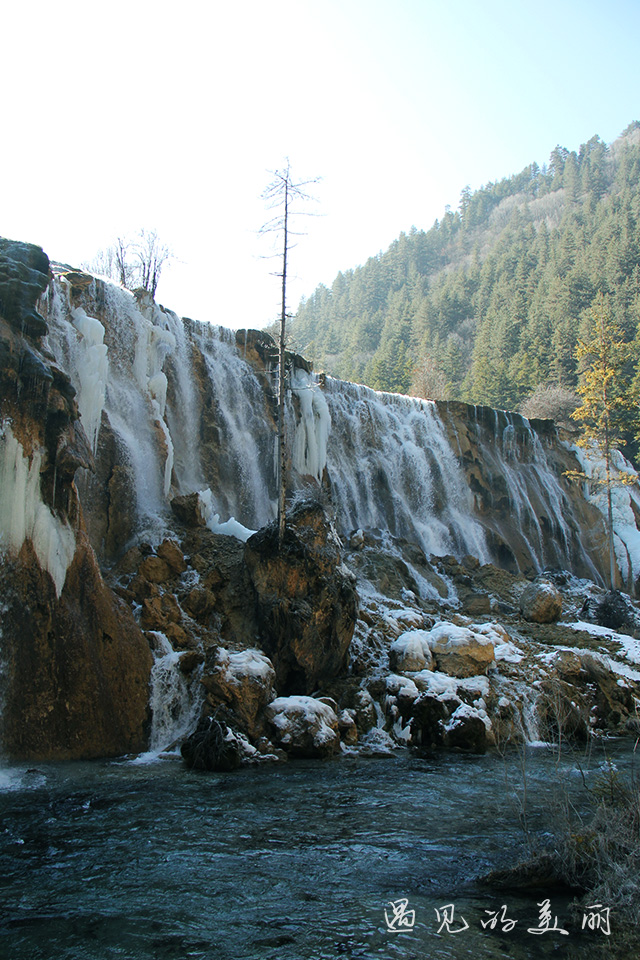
2,240,639,761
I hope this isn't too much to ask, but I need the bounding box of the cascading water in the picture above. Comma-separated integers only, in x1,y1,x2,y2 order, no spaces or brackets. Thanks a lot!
136,633,203,761
323,378,491,560
38,271,624,584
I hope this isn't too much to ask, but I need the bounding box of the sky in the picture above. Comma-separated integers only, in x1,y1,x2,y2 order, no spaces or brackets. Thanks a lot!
3,0,640,330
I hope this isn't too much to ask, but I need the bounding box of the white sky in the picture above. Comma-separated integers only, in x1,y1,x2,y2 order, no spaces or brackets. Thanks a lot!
3,0,640,330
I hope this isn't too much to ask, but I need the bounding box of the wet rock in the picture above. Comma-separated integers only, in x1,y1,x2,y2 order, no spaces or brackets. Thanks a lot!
338,709,358,744
180,528,256,646
265,695,340,758
201,648,276,740
182,586,217,622
170,492,206,527
138,555,173,584
443,703,489,753
519,580,562,623
140,593,181,630
0,238,50,339
178,650,205,674
157,539,187,575
410,694,453,751
244,501,358,694
0,534,153,761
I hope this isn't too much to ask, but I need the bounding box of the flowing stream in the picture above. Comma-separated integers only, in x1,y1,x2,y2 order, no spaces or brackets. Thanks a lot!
0,742,630,960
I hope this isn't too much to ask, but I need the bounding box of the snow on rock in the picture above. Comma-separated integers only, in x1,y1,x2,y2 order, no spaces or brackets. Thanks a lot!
265,695,340,758
201,647,276,741
386,673,421,701
412,670,491,701
423,622,495,677
389,630,434,672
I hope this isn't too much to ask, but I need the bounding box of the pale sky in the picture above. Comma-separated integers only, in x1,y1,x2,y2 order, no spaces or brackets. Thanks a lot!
3,0,640,330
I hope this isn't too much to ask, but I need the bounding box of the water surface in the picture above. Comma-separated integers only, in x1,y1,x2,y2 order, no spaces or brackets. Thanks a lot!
0,744,628,959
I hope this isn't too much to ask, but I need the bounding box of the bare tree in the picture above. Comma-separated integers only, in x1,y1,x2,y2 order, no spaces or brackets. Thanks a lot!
519,383,579,426
83,229,172,299
133,229,171,299
261,161,319,547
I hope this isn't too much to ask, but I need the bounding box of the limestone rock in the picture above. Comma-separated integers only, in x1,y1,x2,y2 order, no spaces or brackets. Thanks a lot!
0,238,50,339
519,580,562,623
157,539,187,575
338,709,358,744
170,492,206,527
138,555,172,584
389,630,435,673
140,592,181,630
426,622,495,677
0,533,153,761
201,648,276,740
244,501,358,693
265,695,340,758
409,692,489,754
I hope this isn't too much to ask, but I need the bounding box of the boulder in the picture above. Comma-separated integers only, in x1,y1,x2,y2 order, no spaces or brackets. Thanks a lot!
389,630,435,673
244,500,358,693
201,648,277,740
170,492,206,527
338,709,358,745
443,703,489,753
425,622,495,677
409,692,489,754
138,555,172,584
519,580,562,623
265,695,340,758
157,539,187,575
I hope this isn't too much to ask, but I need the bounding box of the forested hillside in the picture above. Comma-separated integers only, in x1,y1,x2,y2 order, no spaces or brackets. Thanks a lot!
289,122,640,414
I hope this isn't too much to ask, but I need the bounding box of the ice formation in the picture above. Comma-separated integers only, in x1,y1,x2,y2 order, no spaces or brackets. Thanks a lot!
0,423,76,596
290,368,331,482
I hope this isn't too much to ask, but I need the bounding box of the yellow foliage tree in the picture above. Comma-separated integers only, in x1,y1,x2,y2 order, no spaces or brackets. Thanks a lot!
565,293,638,588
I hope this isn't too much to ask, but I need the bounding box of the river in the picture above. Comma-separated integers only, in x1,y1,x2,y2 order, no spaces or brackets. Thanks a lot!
0,742,628,959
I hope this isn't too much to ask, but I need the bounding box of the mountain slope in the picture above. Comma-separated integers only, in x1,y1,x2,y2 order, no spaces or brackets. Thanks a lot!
289,122,640,411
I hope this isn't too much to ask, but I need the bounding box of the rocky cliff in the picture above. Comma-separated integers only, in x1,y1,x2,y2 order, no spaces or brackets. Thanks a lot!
0,240,152,760
2,238,640,763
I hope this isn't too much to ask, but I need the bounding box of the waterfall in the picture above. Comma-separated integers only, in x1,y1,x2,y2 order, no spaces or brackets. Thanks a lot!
324,379,490,560
134,633,203,761
38,272,624,582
